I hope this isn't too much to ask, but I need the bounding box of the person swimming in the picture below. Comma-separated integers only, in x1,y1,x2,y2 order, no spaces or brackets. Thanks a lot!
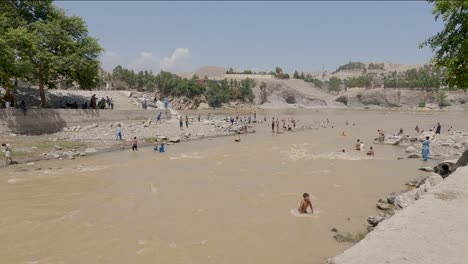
235,135,241,142
298,193,314,214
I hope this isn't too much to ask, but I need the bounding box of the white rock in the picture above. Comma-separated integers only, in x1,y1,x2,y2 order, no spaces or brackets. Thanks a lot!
426,173,443,186
84,148,97,153
405,146,416,153
26,162,35,166
169,137,180,143
54,145,62,150
418,167,433,172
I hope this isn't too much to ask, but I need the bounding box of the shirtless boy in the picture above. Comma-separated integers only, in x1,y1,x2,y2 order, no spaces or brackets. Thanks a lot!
298,193,314,214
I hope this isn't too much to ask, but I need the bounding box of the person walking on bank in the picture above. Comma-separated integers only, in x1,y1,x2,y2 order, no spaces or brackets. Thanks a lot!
422,136,430,161
179,116,183,130
185,115,189,128
436,122,441,135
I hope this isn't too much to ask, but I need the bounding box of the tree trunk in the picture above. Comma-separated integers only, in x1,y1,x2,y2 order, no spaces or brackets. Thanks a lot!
39,78,47,108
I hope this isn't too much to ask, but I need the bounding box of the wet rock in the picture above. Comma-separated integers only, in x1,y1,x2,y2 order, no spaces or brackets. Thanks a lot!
331,228,338,233
169,137,180,143
407,153,421,159
367,226,375,232
367,216,385,227
395,189,417,209
418,167,433,172
433,160,457,178
84,148,97,153
405,146,416,153
376,202,391,210
333,234,346,242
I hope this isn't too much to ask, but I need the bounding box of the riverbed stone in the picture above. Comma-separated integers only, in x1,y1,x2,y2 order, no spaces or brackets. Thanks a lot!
418,167,433,172
407,153,421,159
377,202,391,210
169,137,180,143
405,146,416,153
394,189,417,209
367,216,385,227
84,148,97,153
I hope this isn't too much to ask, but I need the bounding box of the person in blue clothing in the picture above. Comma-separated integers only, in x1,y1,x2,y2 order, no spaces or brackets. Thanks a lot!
422,136,430,161
153,140,159,151
159,143,165,153
115,124,122,140
156,112,161,123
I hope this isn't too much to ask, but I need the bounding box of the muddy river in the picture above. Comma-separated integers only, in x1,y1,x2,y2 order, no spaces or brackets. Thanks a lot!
1,109,466,263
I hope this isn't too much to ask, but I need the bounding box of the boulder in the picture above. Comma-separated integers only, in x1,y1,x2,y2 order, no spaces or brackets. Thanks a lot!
433,160,457,178
407,153,421,159
84,148,97,153
333,234,346,242
455,149,468,168
367,216,385,227
453,142,463,149
418,167,433,172
54,145,62,151
376,202,391,210
405,146,416,153
394,189,417,209
169,137,180,143
426,173,443,186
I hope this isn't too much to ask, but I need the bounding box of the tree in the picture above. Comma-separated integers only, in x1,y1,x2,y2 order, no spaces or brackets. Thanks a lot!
28,7,102,106
293,70,299,79
259,81,267,104
0,1,102,107
421,0,467,89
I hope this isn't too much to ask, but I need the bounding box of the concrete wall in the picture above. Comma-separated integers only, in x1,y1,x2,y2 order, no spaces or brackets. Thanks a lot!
0,109,161,134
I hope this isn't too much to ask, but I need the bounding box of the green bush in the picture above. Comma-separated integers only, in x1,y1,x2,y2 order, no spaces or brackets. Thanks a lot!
418,100,426,108
438,91,450,108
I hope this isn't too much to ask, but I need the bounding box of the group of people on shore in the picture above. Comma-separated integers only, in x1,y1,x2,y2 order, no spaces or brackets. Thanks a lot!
271,117,296,133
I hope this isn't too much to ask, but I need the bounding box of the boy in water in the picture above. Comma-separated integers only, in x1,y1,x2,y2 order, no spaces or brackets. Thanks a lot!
298,193,314,214
367,146,375,156
131,137,140,151
2,143,13,165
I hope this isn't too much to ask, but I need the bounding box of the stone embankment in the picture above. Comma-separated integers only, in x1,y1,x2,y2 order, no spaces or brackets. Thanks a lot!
329,150,468,264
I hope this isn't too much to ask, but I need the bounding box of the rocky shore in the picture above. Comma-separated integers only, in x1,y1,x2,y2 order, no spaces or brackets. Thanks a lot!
329,149,468,263
0,116,258,167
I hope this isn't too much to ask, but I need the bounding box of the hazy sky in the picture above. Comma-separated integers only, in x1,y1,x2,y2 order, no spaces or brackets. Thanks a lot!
56,1,442,73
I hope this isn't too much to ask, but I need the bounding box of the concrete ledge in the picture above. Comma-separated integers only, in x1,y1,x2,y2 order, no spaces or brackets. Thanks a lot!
0,109,160,134
329,166,468,264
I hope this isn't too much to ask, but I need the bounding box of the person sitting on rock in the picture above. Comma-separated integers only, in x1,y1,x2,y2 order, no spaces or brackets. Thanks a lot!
298,193,314,214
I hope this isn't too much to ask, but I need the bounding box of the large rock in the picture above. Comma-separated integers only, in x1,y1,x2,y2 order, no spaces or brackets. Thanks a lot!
367,216,385,227
376,202,391,210
433,160,457,178
426,173,443,187
169,137,180,143
455,149,468,168
407,153,421,159
394,189,417,209
418,167,433,172
84,148,97,153
405,146,416,153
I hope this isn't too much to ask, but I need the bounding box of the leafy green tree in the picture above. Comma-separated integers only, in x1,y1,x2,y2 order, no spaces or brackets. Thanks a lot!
259,81,267,104
28,8,102,106
421,0,467,89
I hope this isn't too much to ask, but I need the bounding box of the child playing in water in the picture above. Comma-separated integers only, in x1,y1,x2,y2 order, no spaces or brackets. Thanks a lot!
159,143,165,153
131,137,140,151
298,193,314,214
355,139,361,151
153,140,159,151
2,143,13,165
367,146,374,156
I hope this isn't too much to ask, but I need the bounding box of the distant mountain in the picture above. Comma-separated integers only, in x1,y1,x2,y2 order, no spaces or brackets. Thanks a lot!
178,66,226,79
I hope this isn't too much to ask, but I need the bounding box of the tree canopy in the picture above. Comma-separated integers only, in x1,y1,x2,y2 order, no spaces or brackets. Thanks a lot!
421,0,467,89
0,0,102,107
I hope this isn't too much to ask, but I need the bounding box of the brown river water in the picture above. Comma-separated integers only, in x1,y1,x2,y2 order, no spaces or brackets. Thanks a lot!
1,109,467,264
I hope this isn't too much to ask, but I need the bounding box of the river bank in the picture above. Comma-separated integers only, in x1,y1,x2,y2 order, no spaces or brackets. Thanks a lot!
329,158,468,264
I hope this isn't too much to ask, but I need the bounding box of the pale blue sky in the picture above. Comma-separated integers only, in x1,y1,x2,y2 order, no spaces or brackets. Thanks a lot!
56,1,442,73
